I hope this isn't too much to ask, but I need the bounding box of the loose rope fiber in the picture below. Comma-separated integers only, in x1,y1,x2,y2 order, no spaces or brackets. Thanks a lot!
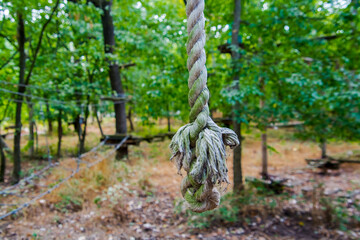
170,0,239,213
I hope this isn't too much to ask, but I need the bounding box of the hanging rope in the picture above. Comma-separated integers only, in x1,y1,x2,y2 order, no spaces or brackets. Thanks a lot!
170,0,239,213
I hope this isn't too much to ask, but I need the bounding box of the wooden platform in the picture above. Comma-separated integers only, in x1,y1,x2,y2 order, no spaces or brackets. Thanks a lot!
213,118,304,129
101,132,175,146
306,157,360,170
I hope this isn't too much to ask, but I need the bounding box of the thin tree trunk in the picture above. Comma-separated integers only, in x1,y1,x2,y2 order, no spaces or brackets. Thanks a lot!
34,122,39,153
128,107,134,132
0,125,6,182
46,102,53,134
166,104,171,132
57,109,63,159
259,77,268,179
95,107,104,137
261,130,268,179
232,0,243,192
77,114,82,156
13,11,26,183
27,100,35,157
320,139,327,159
79,105,90,154
99,0,128,157
0,141,5,182
79,68,92,154
74,115,80,133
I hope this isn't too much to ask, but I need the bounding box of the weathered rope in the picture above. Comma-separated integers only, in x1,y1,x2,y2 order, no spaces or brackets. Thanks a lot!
170,0,239,213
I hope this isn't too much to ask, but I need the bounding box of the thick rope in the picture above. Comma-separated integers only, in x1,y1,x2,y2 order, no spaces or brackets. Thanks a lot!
170,0,239,213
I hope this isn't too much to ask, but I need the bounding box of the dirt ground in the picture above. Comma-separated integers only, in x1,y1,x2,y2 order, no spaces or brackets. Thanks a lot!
0,120,359,239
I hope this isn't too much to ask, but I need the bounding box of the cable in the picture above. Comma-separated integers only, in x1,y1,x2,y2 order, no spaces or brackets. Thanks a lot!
0,80,96,97
0,88,86,104
0,96,125,108
0,137,109,195
0,163,57,195
0,136,129,220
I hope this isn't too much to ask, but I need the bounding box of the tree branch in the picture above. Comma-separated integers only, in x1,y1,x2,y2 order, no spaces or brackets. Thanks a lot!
119,62,136,70
0,51,18,70
25,0,60,85
0,33,18,50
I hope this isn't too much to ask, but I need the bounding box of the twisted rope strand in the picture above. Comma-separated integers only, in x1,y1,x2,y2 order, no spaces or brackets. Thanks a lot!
170,0,239,213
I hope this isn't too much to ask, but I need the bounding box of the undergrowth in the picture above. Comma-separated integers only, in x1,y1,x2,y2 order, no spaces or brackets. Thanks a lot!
175,181,360,232
175,183,287,229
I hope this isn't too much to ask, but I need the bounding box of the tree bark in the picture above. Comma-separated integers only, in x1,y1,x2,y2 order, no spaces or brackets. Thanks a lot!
13,11,26,183
232,0,243,193
57,109,63,159
259,77,268,179
99,0,128,157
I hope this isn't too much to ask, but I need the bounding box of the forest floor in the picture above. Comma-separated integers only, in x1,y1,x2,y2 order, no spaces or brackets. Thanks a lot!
0,120,360,240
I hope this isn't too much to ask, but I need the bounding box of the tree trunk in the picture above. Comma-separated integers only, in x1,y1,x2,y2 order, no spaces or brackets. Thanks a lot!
77,115,82,156
0,123,6,182
100,0,128,157
320,139,327,159
232,0,243,193
259,77,268,179
261,131,268,179
166,104,171,132
0,139,5,182
13,12,26,183
27,101,35,157
46,102,53,134
34,122,39,153
74,115,80,133
128,107,134,132
95,107,104,137
79,106,89,154
57,109,63,159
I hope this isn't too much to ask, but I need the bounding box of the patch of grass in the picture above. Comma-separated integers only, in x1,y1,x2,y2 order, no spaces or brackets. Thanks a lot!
138,175,153,192
54,179,83,213
319,192,360,231
55,192,83,213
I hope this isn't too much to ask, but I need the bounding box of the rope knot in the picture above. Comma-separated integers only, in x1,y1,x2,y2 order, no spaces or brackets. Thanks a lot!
170,119,238,212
